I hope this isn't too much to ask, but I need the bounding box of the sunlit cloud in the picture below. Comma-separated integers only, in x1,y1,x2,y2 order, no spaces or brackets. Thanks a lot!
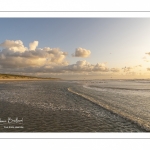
125,71,137,76
0,40,27,52
0,40,109,74
0,40,146,79
29,41,38,50
20,60,109,73
143,56,150,62
65,60,109,73
134,65,142,68
147,68,150,71
144,53,150,62
110,68,120,72
0,40,68,68
72,47,91,57
122,67,133,72
145,52,150,55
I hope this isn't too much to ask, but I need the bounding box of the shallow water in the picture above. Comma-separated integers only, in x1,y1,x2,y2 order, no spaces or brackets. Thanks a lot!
70,80,150,131
0,80,147,132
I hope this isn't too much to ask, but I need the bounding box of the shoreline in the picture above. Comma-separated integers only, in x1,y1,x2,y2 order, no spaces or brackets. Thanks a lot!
0,79,60,84
0,78,60,82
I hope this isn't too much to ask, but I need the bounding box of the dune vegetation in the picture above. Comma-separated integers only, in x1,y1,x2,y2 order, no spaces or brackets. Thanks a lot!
0,73,59,80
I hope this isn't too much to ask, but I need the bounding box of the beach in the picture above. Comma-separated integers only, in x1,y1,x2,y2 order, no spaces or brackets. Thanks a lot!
0,80,146,132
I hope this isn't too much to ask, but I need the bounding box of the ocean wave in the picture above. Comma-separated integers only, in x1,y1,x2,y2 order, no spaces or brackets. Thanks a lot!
68,87,150,131
85,85,150,91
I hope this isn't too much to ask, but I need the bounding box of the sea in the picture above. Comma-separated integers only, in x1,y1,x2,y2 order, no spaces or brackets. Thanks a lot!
0,79,149,132
69,79,150,131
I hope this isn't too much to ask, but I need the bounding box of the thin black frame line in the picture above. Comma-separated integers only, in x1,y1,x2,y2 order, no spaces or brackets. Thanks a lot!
1,11,150,12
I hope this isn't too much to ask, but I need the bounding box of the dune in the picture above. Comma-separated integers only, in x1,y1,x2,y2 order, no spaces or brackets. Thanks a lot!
0,73,60,81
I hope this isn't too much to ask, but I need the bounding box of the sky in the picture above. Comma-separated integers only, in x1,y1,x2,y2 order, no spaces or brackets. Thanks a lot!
0,18,150,80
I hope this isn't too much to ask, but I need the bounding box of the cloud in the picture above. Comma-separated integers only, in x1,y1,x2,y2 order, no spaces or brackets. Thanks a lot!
122,67,133,72
145,52,150,55
29,41,38,50
66,61,109,72
0,40,122,75
72,47,91,57
0,40,68,68
0,40,27,52
110,68,120,72
134,65,142,68
144,53,150,62
147,68,150,71
28,60,109,73
143,56,149,62
125,71,137,76
0,59,110,74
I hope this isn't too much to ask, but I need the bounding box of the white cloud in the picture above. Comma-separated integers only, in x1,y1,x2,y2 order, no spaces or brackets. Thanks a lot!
24,60,108,73
0,59,110,74
72,47,91,57
0,40,27,52
29,41,38,50
64,61,109,73
0,40,68,68
0,40,123,76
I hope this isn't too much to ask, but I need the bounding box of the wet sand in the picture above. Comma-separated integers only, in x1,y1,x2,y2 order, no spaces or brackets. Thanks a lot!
0,81,146,132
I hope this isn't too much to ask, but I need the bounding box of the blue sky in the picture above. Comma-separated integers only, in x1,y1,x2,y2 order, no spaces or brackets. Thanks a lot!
0,18,150,79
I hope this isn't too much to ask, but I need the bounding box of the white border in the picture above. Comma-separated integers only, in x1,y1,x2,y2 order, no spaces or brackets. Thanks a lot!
0,133,149,138
0,0,150,11
1,12,150,18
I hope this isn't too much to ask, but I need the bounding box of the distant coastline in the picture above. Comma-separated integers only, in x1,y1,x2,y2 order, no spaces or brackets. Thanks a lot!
0,73,60,81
